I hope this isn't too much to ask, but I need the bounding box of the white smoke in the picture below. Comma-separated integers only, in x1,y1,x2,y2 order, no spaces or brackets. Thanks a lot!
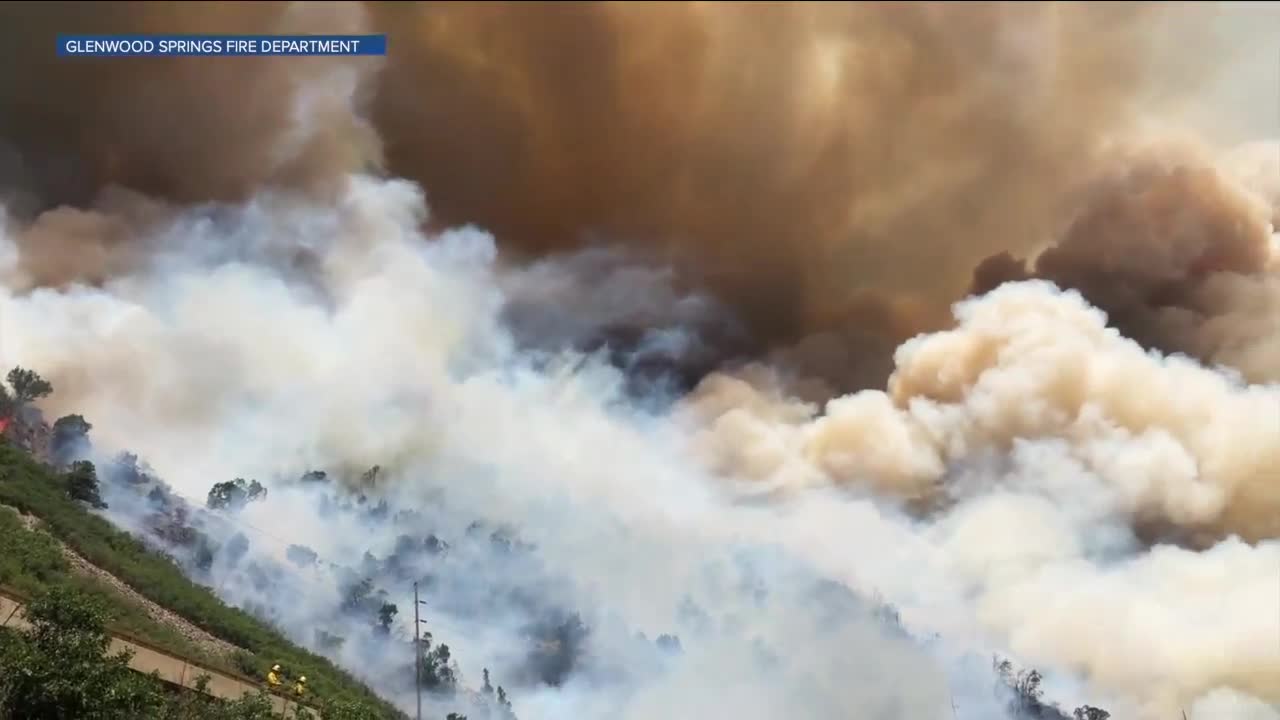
2,6,1280,720
5,162,1280,719
0,176,974,718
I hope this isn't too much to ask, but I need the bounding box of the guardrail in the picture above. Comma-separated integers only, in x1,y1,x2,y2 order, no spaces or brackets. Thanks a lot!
0,586,322,719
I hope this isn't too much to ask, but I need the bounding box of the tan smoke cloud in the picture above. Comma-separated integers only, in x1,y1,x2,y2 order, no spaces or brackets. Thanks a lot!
4,5,1280,714
688,279,1280,542
970,136,1280,383
0,187,174,292
369,0,1214,353
4,168,1280,720
686,278,1280,714
0,0,1243,387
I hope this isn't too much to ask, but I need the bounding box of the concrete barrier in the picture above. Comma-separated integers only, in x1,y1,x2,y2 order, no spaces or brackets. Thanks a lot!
0,587,322,718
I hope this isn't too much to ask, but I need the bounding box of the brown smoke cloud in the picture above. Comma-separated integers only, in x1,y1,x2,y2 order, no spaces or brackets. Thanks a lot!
0,0,1240,389
686,278,1280,544
369,1,1206,352
970,137,1280,383
0,1,381,208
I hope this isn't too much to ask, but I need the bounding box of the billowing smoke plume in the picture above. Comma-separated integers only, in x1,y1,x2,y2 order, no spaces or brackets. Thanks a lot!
0,1,381,206
1,177,976,719
0,1,1254,388
3,2,1280,719
970,137,1280,383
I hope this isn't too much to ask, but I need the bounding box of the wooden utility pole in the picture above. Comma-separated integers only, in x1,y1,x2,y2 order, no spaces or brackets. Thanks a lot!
414,581,422,720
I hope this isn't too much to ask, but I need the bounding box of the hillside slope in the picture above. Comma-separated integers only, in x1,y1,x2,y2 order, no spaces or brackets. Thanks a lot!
3,501,242,659
0,501,240,665
0,437,401,718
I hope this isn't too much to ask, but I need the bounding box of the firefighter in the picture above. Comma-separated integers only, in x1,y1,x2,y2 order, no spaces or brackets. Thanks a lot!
293,676,307,698
267,664,283,689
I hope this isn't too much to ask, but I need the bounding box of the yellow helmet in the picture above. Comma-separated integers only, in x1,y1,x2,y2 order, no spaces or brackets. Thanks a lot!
299,676,307,683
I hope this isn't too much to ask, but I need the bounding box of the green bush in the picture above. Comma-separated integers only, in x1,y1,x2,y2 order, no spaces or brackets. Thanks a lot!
0,506,67,596
0,586,163,719
0,585,308,720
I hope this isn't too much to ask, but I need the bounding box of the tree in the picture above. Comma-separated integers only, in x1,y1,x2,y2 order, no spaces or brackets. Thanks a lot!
316,630,346,653
149,505,197,547
524,611,588,686
425,534,449,556
1013,668,1044,711
110,451,154,486
366,499,390,522
341,578,375,614
147,484,174,510
873,600,902,629
193,533,217,573
247,479,268,502
656,634,682,654
224,533,251,566
66,460,107,509
376,602,398,634
6,367,52,406
480,669,515,718
420,633,459,691
994,656,1077,718
53,414,92,436
50,414,93,466
287,544,319,568
0,586,162,719
207,478,267,512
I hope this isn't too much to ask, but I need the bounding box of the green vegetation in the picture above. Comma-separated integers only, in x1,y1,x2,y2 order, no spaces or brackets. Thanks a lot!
0,364,1108,720
0,586,162,719
994,657,1112,720
66,459,107,508
50,413,92,465
0,505,65,597
0,504,215,666
207,478,267,512
0,366,53,417
0,438,399,718
0,584,392,720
